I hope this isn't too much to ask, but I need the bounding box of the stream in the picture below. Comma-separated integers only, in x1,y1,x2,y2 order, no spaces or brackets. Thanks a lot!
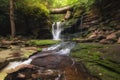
0,22,100,80
0,42,100,80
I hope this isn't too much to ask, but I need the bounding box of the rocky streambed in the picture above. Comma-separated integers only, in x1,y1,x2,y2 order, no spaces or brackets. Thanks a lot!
0,41,120,80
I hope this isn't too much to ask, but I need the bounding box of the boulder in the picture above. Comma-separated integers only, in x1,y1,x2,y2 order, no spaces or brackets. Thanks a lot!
31,54,73,69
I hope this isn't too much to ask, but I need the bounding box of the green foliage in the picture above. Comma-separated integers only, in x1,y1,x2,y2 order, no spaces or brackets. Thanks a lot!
15,0,49,17
45,0,80,8
47,0,95,8
27,40,60,46
0,0,9,8
14,0,51,37
0,0,10,35
0,0,50,36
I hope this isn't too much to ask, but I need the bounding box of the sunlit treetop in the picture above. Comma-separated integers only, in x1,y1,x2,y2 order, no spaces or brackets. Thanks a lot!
44,0,90,8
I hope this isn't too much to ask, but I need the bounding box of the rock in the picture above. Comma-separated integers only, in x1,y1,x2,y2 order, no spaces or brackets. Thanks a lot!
4,66,59,80
64,10,72,20
103,44,120,63
75,38,95,43
4,61,99,80
99,39,110,44
31,54,73,69
1,40,13,45
88,30,101,39
117,37,120,44
96,35,106,40
88,34,97,39
115,30,120,37
115,25,120,29
106,33,117,40
99,39,114,44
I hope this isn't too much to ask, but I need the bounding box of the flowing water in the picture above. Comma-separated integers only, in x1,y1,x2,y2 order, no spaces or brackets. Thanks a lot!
52,22,63,40
2,41,99,80
42,41,75,55
2,42,75,71
2,21,100,80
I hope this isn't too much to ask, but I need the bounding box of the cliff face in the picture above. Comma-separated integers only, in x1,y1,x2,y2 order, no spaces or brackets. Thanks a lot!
63,0,120,43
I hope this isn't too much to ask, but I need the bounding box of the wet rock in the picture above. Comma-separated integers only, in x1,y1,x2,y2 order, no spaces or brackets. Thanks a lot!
3,50,100,80
31,54,73,69
4,61,99,80
4,66,59,80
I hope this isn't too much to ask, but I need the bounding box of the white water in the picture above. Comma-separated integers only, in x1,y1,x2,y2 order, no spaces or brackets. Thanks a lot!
42,41,67,51
43,41,75,55
2,59,32,72
3,41,75,72
56,42,75,55
52,22,62,40
3,21,76,73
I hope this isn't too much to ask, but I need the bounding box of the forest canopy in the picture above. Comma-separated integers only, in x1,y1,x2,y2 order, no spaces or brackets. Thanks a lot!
45,0,94,8
0,0,119,37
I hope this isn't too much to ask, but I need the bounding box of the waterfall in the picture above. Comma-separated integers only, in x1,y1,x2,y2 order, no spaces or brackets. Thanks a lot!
52,22,62,40
3,21,76,74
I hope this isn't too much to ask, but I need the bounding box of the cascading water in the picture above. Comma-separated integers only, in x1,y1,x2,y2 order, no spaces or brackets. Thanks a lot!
42,41,75,55
52,22,62,40
3,20,99,80
3,19,75,72
3,41,75,72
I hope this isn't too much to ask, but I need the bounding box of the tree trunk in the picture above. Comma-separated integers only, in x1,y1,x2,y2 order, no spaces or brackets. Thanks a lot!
10,0,15,38
50,6,73,14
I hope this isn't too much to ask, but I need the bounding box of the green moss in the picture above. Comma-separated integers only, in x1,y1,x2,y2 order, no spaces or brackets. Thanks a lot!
86,63,120,80
71,43,120,80
96,59,120,74
27,40,60,46
71,43,103,59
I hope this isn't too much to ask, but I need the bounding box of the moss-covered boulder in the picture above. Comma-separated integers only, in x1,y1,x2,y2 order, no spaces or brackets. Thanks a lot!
71,43,120,80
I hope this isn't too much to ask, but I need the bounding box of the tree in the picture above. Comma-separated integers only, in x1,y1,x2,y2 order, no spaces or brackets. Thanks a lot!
10,0,15,38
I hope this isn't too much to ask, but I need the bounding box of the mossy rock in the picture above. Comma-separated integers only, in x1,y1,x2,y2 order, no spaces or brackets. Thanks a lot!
71,43,120,80
27,39,60,46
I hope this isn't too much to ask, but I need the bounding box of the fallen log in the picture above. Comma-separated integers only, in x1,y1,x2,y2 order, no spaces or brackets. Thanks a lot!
50,6,73,14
